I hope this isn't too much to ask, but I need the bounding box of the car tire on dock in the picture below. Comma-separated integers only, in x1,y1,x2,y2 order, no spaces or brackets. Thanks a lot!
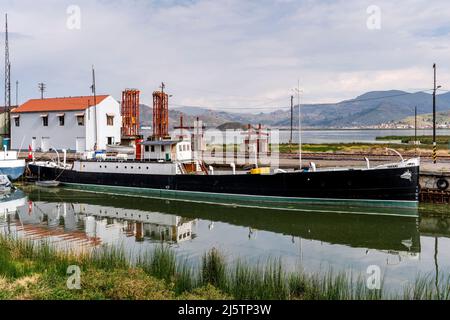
437,177,449,191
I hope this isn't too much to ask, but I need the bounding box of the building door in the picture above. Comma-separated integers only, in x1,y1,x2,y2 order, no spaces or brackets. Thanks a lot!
31,137,37,151
41,137,50,152
76,137,86,153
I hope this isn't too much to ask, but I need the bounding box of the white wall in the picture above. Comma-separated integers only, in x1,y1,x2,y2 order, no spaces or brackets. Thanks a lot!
73,160,177,175
86,96,121,150
143,142,192,161
98,96,121,149
143,144,173,161
11,95,121,152
11,110,86,151
175,141,192,161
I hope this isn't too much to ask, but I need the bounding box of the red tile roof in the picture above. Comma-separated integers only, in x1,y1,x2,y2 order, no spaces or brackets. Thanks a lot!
12,95,110,113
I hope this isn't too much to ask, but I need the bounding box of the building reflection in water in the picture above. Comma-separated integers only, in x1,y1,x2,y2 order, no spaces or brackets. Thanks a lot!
0,190,197,250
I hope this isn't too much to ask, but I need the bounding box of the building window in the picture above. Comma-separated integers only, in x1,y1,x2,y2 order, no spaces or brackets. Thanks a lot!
77,115,85,126
42,116,48,127
14,117,19,127
107,115,114,126
151,146,155,152
145,146,149,152
107,137,113,145
161,145,165,152
58,115,65,126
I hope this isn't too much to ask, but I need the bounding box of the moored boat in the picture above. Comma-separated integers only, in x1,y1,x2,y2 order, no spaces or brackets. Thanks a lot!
35,180,60,188
0,150,25,181
27,140,420,217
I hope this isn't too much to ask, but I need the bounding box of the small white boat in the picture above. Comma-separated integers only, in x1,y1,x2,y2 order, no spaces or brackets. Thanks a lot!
35,180,60,188
0,150,26,181
0,174,12,193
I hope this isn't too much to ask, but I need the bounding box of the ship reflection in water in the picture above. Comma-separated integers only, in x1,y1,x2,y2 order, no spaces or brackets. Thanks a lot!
1,186,450,291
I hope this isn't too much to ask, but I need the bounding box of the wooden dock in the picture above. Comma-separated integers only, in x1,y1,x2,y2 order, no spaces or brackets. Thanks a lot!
420,188,450,204
419,163,450,203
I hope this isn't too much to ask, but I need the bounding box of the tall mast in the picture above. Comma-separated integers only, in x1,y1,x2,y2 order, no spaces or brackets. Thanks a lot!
4,13,11,138
91,66,98,149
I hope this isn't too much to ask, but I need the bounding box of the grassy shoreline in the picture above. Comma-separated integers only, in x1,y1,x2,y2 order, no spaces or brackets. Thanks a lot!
0,235,449,300
207,142,449,154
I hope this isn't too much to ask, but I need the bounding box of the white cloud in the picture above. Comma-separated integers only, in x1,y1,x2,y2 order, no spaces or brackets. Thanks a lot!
1,0,450,111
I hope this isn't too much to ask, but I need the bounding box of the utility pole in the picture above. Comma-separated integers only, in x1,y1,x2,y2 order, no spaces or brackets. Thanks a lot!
293,80,302,169
290,95,293,144
15,80,18,106
38,82,46,99
414,106,417,155
432,64,440,164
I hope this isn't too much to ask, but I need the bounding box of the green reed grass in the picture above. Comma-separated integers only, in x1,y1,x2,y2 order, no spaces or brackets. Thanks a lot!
201,248,227,290
1,234,449,300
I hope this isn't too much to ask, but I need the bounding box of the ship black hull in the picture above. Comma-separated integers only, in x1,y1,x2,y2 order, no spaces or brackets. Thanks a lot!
29,163,419,216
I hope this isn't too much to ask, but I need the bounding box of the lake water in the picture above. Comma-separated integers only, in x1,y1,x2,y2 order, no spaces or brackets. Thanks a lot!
1,185,450,294
143,129,450,144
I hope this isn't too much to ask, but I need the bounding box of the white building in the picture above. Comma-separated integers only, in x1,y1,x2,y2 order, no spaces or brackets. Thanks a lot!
10,95,121,152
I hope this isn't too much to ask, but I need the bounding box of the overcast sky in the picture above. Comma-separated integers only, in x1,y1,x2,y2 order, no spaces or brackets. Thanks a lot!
1,0,450,112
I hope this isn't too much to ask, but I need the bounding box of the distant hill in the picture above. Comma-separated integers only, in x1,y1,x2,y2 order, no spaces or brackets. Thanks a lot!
216,122,247,130
397,110,450,127
139,90,450,129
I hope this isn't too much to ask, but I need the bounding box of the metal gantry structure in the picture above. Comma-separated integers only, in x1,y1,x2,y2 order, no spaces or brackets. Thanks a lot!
121,89,140,137
4,14,11,138
152,82,169,140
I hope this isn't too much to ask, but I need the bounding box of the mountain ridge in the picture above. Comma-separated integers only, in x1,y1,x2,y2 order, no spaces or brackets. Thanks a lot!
139,90,450,129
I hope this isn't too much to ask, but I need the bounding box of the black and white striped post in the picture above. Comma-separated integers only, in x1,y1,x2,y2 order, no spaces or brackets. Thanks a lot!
432,64,439,164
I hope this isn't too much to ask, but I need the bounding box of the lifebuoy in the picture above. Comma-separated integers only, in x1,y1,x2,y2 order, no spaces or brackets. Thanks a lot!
436,178,449,191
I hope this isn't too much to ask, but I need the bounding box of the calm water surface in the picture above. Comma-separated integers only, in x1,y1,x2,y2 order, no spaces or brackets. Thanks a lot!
1,185,450,293
142,129,450,144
